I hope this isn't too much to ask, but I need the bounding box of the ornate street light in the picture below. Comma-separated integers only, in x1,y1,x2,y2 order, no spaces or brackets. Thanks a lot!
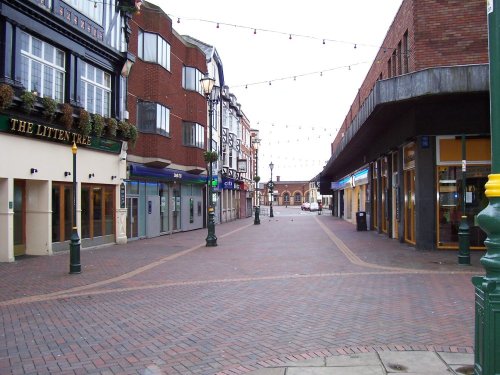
69,142,81,274
269,161,274,218
200,74,218,247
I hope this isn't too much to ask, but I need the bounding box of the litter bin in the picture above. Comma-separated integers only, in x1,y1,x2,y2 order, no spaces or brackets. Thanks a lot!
356,211,367,231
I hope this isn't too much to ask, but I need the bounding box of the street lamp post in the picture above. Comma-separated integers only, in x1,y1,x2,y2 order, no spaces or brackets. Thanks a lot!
200,74,218,247
472,2,500,374
69,142,81,274
285,184,288,207
253,136,260,225
269,162,274,218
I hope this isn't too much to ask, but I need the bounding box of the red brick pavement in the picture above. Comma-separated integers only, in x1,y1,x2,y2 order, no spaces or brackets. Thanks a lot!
0,209,483,374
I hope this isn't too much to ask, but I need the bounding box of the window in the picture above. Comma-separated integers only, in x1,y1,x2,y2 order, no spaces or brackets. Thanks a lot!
403,31,409,74
138,29,170,70
397,41,402,75
182,66,203,93
80,61,111,116
137,101,170,136
19,31,65,102
62,0,103,24
183,122,205,149
294,193,302,203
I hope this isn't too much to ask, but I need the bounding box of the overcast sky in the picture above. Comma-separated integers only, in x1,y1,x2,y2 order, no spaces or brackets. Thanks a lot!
147,0,403,182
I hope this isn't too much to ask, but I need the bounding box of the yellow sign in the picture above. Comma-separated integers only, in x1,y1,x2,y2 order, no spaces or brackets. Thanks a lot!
10,118,92,146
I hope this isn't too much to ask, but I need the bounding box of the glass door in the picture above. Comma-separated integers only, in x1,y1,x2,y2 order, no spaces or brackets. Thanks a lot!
13,180,26,256
126,197,138,239
404,168,416,244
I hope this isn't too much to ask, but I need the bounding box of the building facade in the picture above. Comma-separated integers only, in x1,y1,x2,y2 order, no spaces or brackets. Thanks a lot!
125,2,209,239
0,0,135,262
320,0,489,250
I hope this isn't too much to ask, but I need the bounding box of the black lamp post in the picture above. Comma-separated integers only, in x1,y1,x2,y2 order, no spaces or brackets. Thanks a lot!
69,142,81,274
269,161,274,218
253,136,261,225
200,74,218,247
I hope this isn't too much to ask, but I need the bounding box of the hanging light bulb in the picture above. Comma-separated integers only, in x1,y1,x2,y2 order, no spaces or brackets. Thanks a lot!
289,34,292,40
245,84,248,89
269,81,271,86
94,1,97,8
354,44,357,49
254,29,257,35
322,39,325,45
177,17,180,23
216,23,219,28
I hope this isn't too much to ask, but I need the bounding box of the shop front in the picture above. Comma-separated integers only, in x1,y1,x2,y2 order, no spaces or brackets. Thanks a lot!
126,164,206,239
0,114,127,262
436,136,490,249
220,176,239,222
331,167,369,226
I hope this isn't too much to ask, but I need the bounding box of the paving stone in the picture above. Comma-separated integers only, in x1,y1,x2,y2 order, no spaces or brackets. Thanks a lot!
280,357,325,367
379,351,448,373
245,368,285,375
287,366,385,375
326,352,380,367
437,352,474,365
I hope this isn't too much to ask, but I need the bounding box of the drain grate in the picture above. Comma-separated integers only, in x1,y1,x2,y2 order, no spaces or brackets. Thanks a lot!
387,362,408,371
455,365,474,375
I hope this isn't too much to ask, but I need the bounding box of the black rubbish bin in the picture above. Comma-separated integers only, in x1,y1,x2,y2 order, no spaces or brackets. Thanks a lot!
356,211,367,231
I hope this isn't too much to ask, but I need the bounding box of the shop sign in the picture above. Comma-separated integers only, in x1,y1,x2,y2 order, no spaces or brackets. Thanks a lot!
221,177,235,190
120,183,126,208
0,115,122,153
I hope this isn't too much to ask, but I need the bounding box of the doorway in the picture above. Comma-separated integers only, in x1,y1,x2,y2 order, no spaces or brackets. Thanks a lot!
404,168,416,244
126,197,139,239
13,180,26,256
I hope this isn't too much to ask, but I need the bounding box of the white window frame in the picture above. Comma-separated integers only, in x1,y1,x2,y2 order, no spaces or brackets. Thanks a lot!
183,122,205,149
62,0,103,25
138,29,171,71
19,31,66,103
80,61,112,116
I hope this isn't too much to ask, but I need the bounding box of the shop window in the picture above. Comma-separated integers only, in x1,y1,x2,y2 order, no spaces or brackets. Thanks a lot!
437,166,488,248
81,185,115,239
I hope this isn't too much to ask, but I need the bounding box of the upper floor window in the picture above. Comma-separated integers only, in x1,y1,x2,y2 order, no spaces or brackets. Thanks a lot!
183,122,204,149
137,101,170,136
80,61,111,116
19,31,65,102
138,30,170,71
182,67,203,93
62,0,103,25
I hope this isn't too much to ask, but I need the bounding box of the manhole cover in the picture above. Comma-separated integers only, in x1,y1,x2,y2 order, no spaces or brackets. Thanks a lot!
387,362,408,371
455,365,474,375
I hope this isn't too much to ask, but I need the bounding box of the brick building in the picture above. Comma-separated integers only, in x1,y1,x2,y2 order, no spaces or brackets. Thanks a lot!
320,0,490,250
125,1,209,238
263,177,312,207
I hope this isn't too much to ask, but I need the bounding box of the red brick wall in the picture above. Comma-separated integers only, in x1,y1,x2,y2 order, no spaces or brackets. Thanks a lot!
127,4,208,169
332,0,487,152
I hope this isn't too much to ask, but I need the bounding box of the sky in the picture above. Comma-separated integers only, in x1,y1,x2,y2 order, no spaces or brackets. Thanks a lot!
147,0,403,182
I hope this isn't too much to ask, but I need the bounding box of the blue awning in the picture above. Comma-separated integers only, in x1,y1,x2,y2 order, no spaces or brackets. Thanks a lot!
129,164,207,184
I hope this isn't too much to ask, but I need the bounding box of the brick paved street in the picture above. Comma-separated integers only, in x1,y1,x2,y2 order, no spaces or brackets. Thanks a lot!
0,207,484,374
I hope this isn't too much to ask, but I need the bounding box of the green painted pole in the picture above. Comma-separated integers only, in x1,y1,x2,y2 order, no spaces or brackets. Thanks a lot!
458,135,471,265
472,1,500,373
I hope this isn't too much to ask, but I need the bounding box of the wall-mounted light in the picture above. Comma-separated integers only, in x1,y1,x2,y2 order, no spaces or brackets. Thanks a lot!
88,173,94,179
30,168,38,174
64,171,71,177
111,176,117,180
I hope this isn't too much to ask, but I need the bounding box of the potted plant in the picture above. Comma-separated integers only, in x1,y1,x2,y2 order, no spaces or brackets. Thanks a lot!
118,120,131,138
203,151,218,163
106,117,118,137
78,109,92,135
0,83,14,110
60,103,74,129
128,123,138,147
20,90,37,114
41,97,57,122
92,114,105,137
253,176,261,184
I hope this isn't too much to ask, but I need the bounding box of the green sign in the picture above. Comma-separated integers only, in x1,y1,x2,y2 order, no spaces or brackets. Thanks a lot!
0,114,122,154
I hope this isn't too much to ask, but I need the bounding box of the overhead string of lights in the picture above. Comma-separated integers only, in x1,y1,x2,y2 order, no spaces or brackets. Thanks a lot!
232,61,368,89
169,14,413,90
170,14,394,52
